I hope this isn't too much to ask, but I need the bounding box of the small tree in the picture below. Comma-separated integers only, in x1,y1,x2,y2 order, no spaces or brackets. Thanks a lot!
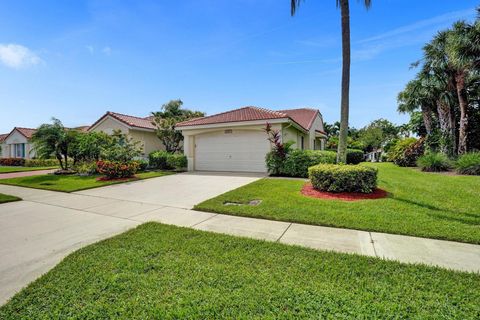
31,118,76,170
70,131,113,163
151,99,205,153
101,130,143,162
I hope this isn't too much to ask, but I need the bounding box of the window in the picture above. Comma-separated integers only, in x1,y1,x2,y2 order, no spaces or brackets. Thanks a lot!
301,136,304,150
14,143,25,158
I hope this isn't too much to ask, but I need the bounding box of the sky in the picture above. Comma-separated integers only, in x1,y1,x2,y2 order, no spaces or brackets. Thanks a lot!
0,0,478,133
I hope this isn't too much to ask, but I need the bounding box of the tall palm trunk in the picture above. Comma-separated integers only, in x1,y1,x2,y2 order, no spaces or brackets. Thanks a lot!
436,100,455,156
336,0,350,164
420,104,433,135
455,72,469,154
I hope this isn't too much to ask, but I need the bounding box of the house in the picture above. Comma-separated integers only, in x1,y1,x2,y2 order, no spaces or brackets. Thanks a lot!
88,111,164,156
176,106,327,173
0,127,37,159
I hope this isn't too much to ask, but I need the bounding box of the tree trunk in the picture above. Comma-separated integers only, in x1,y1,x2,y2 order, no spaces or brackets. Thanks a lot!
436,100,455,156
420,104,433,135
455,72,469,154
336,0,350,164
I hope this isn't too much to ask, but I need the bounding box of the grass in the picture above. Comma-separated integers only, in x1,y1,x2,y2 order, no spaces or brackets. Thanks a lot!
0,171,174,192
195,163,480,244
1,223,478,319
0,193,20,204
0,166,57,174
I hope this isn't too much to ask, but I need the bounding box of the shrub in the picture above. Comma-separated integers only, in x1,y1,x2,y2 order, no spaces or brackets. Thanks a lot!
265,151,286,176
74,161,97,176
136,159,149,172
149,151,187,170
282,150,336,178
96,160,139,179
309,164,378,193
346,149,364,164
149,151,169,169
416,153,451,172
0,158,26,166
166,154,187,170
24,159,58,167
456,152,480,175
388,138,424,167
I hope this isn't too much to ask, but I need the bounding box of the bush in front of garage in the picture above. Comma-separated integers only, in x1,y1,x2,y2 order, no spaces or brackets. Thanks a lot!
149,151,187,171
266,149,337,178
308,164,378,193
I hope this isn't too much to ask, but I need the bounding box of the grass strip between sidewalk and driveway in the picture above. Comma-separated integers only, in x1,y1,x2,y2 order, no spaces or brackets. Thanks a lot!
0,166,57,174
0,223,478,319
0,171,175,192
0,193,21,204
195,163,480,244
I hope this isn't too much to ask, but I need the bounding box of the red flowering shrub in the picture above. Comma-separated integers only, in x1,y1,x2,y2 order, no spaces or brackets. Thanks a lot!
96,160,139,179
0,158,26,166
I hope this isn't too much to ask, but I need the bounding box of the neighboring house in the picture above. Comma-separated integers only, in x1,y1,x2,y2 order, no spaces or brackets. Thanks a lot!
176,106,327,173
88,111,164,156
0,127,37,159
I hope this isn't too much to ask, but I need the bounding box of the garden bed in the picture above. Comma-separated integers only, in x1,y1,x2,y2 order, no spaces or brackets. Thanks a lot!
301,183,388,201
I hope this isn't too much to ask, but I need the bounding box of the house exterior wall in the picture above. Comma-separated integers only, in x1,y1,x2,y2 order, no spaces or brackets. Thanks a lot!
91,117,129,134
308,114,326,150
2,130,35,159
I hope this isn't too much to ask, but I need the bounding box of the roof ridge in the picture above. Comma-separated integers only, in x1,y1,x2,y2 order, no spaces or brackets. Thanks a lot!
108,111,151,121
14,126,36,130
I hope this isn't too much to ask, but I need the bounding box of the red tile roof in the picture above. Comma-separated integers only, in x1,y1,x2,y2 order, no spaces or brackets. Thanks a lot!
89,111,156,131
14,127,37,139
176,106,321,131
0,134,8,142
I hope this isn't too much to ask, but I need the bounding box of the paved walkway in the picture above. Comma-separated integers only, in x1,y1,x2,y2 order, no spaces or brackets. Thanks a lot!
0,169,56,179
1,172,479,304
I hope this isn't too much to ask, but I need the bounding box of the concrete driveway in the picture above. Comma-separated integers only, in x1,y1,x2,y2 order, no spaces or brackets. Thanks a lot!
0,171,262,304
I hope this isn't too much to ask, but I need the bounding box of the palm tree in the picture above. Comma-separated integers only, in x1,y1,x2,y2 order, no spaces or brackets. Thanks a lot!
291,0,371,163
446,20,480,154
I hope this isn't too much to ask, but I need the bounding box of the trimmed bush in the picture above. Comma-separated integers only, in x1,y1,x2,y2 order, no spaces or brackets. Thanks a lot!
456,152,480,175
136,159,149,172
74,161,97,176
346,149,364,165
309,164,378,193
166,154,187,171
25,159,58,167
0,158,26,166
282,150,336,178
96,160,139,179
417,153,451,172
149,151,186,170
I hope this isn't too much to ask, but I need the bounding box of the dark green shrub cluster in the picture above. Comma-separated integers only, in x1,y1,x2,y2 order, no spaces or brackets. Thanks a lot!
149,151,187,170
266,150,336,177
282,150,336,178
136,159,149,172
309,164,378,193
346,149,364,164
0,158,25,166
25,159,59,167
416,153,451,172
456,152,480,175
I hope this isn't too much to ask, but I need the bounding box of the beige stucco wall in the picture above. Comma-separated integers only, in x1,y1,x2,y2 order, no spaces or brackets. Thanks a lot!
91,117,129,135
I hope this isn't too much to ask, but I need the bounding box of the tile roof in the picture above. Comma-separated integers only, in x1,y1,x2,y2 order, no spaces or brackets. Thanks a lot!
0,134,8,142
176,106,321,131
89,111,156,131
14,127,37,139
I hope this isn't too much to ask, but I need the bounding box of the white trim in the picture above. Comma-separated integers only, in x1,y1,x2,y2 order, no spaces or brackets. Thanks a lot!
178,118,294,131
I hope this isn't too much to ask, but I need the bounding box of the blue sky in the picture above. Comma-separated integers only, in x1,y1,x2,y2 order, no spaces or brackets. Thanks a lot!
0,0,477,133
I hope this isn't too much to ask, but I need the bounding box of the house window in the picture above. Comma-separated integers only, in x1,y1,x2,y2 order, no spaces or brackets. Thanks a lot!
301,136,304,150
14,143,25,158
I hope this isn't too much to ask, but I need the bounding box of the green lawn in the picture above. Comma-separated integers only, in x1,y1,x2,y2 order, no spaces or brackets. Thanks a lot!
196,163,480,244
0,171,174,192
1,223,478,319
0,166,57,174
0,193,20,204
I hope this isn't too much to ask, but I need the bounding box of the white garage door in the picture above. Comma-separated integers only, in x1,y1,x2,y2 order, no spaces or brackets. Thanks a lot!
195,130,270,172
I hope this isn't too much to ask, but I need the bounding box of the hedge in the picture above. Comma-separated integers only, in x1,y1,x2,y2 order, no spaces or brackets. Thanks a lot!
25,159,59,167
0,158,26,166
308,164,378,193
282,150,336,178
149,151,187,170
346,149,364,164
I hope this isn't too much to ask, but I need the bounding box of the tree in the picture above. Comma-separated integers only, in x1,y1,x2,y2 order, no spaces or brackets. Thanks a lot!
69,131,113,163
101,130,143,162
31,118,77,170
357,119,399,152
152,99,204,153
291,0,371,163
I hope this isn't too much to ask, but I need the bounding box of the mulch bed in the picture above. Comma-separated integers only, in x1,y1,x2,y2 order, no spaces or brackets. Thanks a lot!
301,183,388,201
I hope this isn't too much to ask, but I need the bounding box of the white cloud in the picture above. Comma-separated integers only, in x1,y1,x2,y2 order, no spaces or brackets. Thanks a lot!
86,45,94,54
0,43,42,69
102,46,112,55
